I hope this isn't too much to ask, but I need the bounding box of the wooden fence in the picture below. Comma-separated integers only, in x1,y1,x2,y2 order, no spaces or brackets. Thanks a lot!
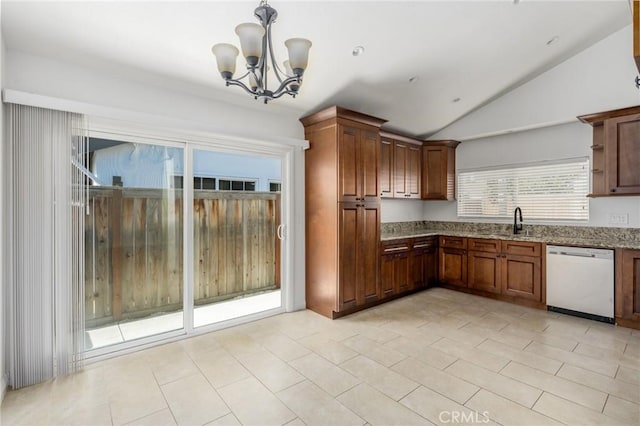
85,187,280,326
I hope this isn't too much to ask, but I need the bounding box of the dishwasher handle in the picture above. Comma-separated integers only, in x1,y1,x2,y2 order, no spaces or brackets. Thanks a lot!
557,251,595,258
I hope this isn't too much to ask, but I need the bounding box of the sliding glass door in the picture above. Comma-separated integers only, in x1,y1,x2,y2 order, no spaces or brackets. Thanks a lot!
84,137,185,350
190,148,283,328
82,135,285,354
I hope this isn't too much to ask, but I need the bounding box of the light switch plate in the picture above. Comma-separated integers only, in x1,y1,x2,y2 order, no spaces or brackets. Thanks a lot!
608,213,629,225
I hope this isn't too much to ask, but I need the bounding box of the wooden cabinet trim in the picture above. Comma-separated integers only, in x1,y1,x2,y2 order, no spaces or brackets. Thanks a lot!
468,238,500,253
501,240,542,257
380,130,423,145
578,106,640,125
301,106,387,128
439,236,468,249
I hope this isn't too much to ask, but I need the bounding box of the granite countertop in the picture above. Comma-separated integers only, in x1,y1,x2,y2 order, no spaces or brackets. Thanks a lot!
381,229,640,250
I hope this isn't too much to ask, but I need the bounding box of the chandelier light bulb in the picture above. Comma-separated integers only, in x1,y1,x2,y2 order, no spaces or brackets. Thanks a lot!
285,38,312,76
211,43,239,79
235,23,265,67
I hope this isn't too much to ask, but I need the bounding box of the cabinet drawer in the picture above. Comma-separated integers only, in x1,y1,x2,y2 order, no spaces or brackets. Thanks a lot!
412,237,437,250
439,236,467,250
468,238,500,253
501,240,541,257
381,239,410,254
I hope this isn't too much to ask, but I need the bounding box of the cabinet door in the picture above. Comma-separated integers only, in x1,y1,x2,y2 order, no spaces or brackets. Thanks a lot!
393,141,408,197
380,254,396,298
605,113,640,195
339,203,380,309
380,138,393,198
468,251,501,294
411,250,424,289
407,144,421,198
361,130,380,202
422,146,447,200
338,204,359,310
338,125,360,202
394,252,410,293
439,247,467,287
412,246,438,289
360,204,380,304
620,249,640,323
423,247,438,287
501,254,541,302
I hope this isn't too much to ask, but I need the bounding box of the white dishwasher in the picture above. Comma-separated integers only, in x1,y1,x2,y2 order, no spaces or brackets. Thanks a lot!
546,245,614,323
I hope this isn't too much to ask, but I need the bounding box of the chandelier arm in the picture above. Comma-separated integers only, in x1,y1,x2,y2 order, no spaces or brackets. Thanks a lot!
269,90,295,100
225,79,259,97
267,25,287,84
255,24,269,88
271,75,301,97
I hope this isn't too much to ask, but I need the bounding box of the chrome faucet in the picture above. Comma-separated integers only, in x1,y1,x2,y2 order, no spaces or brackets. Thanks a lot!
513,207,523,234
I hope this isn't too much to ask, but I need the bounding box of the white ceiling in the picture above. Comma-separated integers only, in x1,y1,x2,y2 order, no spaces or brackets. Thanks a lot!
1,0,633,136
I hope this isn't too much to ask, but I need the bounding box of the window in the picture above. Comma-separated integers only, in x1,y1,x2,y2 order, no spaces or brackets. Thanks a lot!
219,179,256,191
457,158,589,221
170,175,256,191
194,176,216,190
269,181,282,192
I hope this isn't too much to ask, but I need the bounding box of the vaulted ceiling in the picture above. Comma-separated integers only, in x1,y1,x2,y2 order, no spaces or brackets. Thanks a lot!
1,1,632,136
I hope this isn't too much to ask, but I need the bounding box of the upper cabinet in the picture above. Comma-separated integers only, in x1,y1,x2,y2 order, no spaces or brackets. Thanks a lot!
422,140,460,200
338,124,381,203
579,106,640,196
379,131,422,199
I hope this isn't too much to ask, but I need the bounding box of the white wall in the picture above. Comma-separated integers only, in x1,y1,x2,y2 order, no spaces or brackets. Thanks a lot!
381,199,425,223
4,50,304,141
432,25,640,141
422,122,640,227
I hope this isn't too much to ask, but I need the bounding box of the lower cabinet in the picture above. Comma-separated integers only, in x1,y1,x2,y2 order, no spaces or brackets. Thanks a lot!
468,251,501,294
501,254,541,302
451,237,542,304
380,239,410,298
338,203,380,311
616,249,640,329
412,238,439,288
439,236,468,287
380,236,439,300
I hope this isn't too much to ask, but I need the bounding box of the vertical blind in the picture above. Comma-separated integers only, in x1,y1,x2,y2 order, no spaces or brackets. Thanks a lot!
457,159,590,221
4,104,86,388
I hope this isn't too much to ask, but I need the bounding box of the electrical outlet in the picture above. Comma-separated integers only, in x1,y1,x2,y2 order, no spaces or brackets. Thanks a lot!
608,213,629,225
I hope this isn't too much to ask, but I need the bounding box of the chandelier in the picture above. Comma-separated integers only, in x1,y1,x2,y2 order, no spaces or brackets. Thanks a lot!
211,1,312,103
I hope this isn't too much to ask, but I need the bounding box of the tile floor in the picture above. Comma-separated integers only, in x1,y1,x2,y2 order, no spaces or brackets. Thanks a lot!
86,291,282,349
1,288,639,426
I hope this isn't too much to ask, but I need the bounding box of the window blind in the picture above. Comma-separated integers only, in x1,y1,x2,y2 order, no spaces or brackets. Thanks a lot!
457,159,589,221
5,104,86,388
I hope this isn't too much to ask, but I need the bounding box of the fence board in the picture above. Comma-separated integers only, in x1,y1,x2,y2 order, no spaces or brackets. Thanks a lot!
120,197,135,314
85,187,278,324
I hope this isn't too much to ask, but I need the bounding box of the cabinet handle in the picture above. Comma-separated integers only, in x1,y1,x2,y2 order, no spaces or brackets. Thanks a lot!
384,246,409,252
611,188,616,193
413,244,431,248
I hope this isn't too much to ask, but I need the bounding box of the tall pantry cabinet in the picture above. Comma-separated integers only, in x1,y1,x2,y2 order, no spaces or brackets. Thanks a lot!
301,106,387,318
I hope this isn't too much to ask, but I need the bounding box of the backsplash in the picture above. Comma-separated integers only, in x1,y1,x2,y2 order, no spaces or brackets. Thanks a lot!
381,221,640,243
